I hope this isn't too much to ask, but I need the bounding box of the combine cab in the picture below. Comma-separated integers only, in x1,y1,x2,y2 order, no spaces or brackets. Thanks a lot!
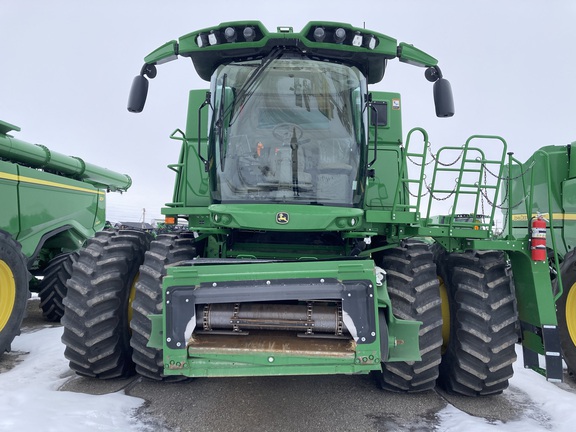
0,119,131,354
61,21,561,396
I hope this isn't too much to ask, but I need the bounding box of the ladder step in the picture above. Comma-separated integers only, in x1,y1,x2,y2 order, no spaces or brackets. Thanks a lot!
522,323,563,382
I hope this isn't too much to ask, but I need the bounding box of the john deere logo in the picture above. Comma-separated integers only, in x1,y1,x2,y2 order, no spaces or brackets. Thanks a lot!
276,212,289,224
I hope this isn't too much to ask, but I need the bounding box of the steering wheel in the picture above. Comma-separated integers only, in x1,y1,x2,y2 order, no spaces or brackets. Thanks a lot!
272,123,304,143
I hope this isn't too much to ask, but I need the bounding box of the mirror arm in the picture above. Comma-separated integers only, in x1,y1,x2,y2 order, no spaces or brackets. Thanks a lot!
140,63,157,79
425,65,443,82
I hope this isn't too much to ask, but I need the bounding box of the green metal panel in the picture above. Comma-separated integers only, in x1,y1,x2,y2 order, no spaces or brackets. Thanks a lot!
568,142,576,179
504,145,572,258
183,89,210,207
208,203,363,232
562,178,576,254
365,92,405,210
508,250,558,328
14,165,101,257
0,161,20,235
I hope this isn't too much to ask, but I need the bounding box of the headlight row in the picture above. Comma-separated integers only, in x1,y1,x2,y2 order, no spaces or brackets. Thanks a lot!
194,23,378,50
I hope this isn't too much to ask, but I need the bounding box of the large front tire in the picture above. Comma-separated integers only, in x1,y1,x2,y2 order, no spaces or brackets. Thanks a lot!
373,240,443,392
436,249,517,396
130,233,197,380
61,230,149,379
557,250,576,375
0,231,29,354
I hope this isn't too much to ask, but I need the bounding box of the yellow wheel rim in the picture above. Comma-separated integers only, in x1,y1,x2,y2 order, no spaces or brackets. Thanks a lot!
439,276,450,353
566,282,576,345
0,260,16,330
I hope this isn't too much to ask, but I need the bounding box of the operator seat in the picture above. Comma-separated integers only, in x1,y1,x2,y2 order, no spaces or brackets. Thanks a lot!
315,139,354,203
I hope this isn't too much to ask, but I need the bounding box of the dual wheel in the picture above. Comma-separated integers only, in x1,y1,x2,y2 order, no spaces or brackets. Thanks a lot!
61,230,196,380
374,241,517,396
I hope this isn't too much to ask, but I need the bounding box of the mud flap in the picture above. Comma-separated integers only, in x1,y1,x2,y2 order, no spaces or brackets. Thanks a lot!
385,313,422,362
147,314,163,349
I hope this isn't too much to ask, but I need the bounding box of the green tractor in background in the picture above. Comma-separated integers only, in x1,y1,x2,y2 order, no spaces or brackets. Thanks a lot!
61,21,564,396
0,119,131,354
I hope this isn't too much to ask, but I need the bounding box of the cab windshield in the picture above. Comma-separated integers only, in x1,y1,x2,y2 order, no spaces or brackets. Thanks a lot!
209,56,367,206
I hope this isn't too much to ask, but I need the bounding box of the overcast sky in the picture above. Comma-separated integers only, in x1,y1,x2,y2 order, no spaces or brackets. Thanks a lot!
1,1,575,223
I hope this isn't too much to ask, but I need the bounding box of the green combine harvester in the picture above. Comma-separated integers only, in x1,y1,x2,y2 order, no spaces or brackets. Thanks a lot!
0,119,131,354
503,144,576,376
61,21,566,396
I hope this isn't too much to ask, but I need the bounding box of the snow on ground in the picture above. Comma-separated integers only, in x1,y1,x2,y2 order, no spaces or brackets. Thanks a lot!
0,327,148,432
435,345,576,432
1,327,576,431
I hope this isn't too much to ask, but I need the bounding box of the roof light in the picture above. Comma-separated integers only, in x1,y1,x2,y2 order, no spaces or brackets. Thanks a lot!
208,31,218,46
224,27,237,43
366,35,377,50
196,33,208,48
334,28,346,44
313,27,326,42
243,27,256,42
352,32,363,47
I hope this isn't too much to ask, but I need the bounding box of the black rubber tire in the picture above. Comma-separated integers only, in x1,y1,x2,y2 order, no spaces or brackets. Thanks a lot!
0,231,29,354
38,252,78,322
61,230,150,379
435,249,517,396
373,240,443,392
130,233,197,380
557,249,576,375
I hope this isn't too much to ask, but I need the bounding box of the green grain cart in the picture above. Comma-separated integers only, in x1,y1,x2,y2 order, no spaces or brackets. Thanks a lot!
0,119,131,353
62,21,563,396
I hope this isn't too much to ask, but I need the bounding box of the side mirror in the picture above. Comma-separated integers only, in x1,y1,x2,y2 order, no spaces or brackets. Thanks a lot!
127,75,149,113
127,64,157,113
425,66,455,118
433,78,455,118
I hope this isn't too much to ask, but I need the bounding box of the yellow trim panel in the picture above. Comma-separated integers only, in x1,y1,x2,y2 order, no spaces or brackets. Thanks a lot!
511,213,576,221
0,171,104,195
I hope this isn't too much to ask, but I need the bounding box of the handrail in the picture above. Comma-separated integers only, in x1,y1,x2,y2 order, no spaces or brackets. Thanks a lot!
392,127,429,216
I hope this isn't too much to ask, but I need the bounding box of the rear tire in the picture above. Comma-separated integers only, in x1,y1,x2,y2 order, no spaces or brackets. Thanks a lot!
38,252,78,322
130,233,197,380
0,231,29,354
435,249,517,396
61,230,149,379
373,240,443,392
557,250,576,375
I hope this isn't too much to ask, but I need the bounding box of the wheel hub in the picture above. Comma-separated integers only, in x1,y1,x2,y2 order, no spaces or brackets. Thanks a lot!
0,260,16,330
438,276,450,353
566,282,576,345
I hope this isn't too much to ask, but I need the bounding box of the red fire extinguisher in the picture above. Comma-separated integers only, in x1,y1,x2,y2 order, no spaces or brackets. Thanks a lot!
530,215,547,261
